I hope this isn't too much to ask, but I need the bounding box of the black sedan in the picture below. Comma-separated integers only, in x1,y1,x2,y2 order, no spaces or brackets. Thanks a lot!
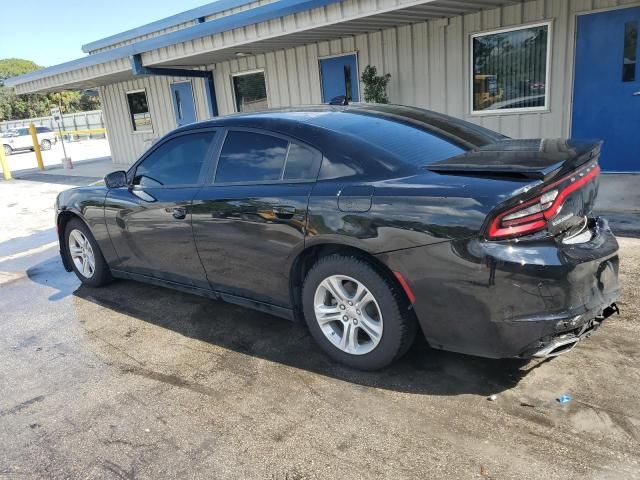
55,104,620,370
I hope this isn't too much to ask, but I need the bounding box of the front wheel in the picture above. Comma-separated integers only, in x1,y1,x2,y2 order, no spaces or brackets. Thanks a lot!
3,144,12,156
64,218,112,287
40,139,52,150
302,254,417,370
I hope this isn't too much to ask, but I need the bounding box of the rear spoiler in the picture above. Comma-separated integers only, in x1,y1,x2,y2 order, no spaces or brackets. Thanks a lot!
425,138,602,180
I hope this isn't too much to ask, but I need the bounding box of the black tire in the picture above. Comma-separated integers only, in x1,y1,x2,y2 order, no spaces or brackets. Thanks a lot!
3,144,11,156
40,139,52,151
64,218,112,287
302,254,417,370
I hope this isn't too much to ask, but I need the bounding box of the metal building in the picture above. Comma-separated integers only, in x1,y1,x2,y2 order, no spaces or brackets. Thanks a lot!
6,0,640,171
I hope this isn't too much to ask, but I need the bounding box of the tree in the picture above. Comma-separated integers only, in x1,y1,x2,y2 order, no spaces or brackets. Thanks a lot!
0,58,101,122
360,65,391,104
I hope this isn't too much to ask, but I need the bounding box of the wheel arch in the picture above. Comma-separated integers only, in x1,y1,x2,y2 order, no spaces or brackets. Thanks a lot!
57,209,90,272
289,242,414,322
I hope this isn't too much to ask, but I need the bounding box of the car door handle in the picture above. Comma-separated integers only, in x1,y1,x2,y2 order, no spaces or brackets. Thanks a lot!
272,205,296,219
634,91,640,96
171,207,187,220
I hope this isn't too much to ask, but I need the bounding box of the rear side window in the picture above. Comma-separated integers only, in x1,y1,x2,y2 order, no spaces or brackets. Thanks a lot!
133,132,215,187
284,143,322,180
215,131,321,183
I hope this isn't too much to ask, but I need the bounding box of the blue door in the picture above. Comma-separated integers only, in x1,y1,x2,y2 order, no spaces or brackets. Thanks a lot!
573,7,640,171
171,82,197,127
320,54,360,103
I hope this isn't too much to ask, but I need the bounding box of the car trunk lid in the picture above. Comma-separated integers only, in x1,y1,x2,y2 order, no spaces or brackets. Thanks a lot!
425,139,603,240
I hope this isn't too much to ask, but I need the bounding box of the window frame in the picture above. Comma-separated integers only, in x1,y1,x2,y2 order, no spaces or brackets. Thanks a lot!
126,128,221,189
210,127,323,186
125,88,154,134
230,69,269,113
469,21,553,116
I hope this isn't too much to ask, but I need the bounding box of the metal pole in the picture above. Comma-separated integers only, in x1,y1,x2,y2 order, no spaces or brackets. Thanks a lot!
29,123,45,170
57,96,69,163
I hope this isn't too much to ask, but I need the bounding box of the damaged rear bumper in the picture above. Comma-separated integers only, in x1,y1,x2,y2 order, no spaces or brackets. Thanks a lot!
523,303,619,358
376,218,621,359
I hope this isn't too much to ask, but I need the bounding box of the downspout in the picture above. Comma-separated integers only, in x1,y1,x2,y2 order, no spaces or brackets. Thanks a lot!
130,54,218,117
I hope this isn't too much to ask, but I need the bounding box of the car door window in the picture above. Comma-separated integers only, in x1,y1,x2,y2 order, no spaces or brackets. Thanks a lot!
133,132,216,187
215,131,288,183
214,130,321,183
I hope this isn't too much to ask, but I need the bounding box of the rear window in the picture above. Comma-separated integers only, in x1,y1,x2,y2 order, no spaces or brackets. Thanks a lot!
312,113,466,165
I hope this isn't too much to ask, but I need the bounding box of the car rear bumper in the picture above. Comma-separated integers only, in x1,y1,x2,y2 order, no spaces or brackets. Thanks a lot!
377,217,620,359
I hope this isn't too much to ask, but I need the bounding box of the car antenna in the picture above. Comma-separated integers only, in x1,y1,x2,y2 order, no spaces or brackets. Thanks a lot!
329,95,348,106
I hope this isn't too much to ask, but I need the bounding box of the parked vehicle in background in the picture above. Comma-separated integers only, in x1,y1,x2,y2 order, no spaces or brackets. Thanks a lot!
54,104,620,370
1,126,57,156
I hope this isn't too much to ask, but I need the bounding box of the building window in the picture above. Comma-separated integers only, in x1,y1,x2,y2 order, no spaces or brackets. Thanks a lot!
232,71,268,112
471,22,550,113
623,21,638,82
126,90,153,132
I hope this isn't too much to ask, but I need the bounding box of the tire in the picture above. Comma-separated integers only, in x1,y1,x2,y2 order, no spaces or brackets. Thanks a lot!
40,139,52,151
64,218,112,287
302,254,417,370
3,144,12,156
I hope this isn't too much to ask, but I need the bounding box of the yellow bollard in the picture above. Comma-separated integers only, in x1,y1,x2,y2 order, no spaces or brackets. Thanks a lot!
29,123,45,171
0,142,11,180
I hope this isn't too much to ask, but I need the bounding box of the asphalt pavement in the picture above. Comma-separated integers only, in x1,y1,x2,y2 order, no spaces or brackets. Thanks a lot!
1,177,639,479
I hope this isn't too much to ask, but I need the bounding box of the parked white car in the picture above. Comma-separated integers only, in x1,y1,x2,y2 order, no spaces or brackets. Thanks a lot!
2,126,57,156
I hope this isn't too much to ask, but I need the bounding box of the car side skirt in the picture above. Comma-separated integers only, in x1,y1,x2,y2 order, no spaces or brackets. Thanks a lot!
110,269,296,322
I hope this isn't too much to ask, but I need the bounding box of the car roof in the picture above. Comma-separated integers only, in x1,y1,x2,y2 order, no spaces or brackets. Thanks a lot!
177,103,505,149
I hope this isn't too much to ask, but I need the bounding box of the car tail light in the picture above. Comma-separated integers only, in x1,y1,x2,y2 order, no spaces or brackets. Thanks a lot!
487,163,600,240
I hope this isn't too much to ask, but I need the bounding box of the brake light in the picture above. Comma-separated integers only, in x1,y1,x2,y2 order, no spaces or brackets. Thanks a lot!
487,163,600,240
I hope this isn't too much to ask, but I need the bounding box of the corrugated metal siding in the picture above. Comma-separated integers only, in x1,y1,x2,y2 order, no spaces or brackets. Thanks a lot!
101,0,640,165
212,0,640,140
101,75,209,164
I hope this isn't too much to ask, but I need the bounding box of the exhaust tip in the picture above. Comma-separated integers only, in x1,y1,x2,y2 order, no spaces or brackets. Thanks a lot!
532,336,580,358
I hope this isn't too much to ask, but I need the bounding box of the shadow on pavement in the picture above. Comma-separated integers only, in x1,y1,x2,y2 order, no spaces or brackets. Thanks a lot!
26,255,545,396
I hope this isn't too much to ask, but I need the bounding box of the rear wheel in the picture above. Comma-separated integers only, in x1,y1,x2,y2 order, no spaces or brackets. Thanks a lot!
302,254,416,370
40,139,52,151
3,144,11,156
64,218,112,287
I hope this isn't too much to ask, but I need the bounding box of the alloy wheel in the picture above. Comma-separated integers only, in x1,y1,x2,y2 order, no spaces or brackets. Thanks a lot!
68,229,96,279
313,274,383,355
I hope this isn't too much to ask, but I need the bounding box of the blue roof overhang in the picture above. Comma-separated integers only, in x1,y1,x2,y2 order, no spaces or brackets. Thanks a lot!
5,0,344,89
81,0,257,53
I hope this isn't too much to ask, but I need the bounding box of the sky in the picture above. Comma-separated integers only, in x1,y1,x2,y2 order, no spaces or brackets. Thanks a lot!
0,0,212,67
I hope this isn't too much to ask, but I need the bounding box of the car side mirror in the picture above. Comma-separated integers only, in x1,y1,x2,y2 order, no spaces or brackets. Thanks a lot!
104,170,128,189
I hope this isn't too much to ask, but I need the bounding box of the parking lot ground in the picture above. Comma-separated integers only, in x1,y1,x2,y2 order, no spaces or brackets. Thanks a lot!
4,138,111,173
1,179,639,479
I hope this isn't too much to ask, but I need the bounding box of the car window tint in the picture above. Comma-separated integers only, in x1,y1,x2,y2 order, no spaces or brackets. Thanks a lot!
133,132,215,187
284,142,322,180
18,128,29,136
215,131,288,183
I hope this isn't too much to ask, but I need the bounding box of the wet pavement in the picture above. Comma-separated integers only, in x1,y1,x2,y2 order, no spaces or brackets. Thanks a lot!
1,179,639,479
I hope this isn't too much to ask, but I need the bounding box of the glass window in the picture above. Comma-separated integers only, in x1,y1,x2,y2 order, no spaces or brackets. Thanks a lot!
623,22,638,82
126,90,153,132
284,142,322,180
472,24,549,112
215,131,288,183
232,72,268,112
133,132,215,187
